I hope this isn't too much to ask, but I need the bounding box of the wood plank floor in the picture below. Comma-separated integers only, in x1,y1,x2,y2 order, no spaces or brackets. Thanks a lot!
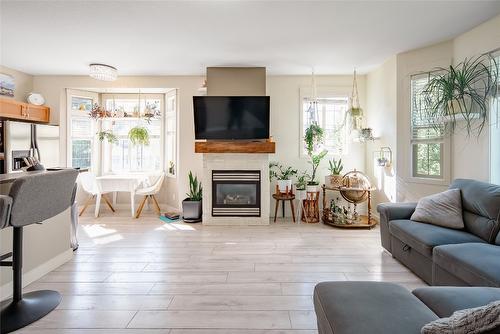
18,211,426,333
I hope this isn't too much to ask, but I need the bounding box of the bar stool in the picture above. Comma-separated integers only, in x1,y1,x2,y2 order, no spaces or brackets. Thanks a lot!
0,169,79,333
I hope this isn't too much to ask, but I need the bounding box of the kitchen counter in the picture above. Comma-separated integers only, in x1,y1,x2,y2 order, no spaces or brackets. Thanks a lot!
0,168,86,184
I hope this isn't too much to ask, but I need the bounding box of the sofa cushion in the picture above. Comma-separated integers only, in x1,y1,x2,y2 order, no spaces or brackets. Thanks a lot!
314,281,438,334
449,179,500,243
433,243,500,287
410,189,464,229
413,287,500,318
389,219,485,258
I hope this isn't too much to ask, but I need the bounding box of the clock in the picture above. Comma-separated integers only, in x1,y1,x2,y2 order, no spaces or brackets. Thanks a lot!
27,93,45,105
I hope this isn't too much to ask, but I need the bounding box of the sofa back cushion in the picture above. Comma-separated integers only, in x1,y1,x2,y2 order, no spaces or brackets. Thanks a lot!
449,179,500,243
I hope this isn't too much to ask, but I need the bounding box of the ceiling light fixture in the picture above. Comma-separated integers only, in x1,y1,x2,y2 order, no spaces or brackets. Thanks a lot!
89,63,118,81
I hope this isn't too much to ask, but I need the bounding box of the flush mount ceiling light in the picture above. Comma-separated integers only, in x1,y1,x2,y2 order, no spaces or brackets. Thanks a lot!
89,63,118,81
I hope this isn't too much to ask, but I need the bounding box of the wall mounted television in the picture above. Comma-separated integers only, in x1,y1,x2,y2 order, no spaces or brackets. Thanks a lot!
193,96,270,140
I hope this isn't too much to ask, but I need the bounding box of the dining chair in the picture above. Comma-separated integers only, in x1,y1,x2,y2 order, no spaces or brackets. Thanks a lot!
135,173,165,218
78,172,115,218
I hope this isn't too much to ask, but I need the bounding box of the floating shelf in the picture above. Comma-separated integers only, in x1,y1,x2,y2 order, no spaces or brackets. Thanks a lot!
194,140,276,154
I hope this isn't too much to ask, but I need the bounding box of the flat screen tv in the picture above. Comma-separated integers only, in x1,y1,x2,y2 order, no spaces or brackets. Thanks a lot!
193,96,270,140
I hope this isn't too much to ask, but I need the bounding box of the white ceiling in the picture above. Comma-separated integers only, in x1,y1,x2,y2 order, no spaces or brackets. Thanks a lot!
2,1,500,76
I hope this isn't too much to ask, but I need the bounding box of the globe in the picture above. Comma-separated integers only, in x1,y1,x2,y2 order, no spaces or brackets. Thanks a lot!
340,170,371,204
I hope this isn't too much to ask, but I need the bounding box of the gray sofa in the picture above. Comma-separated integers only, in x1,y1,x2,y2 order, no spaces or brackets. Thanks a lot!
314,281,500,334
377,179,500,286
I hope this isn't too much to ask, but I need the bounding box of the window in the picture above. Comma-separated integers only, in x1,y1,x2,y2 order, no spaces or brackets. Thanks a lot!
68,91,97,169
165,90,177,176
301,96,349,155
102,95,164,173
410,73,445,179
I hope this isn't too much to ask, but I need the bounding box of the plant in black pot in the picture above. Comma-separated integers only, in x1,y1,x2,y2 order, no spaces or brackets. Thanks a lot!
182,171,202,223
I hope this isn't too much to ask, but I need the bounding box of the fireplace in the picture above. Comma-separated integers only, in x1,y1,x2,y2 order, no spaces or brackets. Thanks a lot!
212,170,261,217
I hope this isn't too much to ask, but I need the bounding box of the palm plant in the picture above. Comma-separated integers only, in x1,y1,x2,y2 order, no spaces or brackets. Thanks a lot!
423,55,499,136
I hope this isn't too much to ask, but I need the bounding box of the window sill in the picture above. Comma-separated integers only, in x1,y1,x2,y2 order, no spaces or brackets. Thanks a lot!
405,176,450,187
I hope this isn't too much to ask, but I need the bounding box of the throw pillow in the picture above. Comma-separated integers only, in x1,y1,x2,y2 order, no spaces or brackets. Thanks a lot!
421,300,500,334
411,188,464,229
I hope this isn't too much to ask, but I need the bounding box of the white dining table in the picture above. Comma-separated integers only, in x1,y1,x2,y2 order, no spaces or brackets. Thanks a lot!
96,174,149,217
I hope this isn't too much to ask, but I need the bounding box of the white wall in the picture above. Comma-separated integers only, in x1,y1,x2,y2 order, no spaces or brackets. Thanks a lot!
365,56,397,209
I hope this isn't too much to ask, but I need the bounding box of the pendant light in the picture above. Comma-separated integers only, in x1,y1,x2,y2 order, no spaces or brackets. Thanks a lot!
89,63,118,81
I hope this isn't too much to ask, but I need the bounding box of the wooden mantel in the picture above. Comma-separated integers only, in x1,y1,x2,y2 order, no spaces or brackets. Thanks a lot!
194,140,276,154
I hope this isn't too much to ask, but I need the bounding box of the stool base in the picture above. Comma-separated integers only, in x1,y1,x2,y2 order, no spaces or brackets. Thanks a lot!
1,290,61,333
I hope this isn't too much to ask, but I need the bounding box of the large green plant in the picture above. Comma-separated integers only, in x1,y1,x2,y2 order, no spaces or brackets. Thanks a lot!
304,124,324,156
269,162,298,181
186,171,202,201
423,55,498,136
308,150,328,185
128,126,150,146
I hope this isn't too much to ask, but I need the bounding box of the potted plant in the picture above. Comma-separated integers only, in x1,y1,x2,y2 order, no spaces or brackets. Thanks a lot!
97,130,117,144
422,55,498,136
326,158,344,187
294,171,310,200
307,150,327,192
128,126,150,146
269,162,298,193
182,171,202,223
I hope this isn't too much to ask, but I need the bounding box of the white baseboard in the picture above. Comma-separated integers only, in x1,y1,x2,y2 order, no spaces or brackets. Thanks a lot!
1,248,73,300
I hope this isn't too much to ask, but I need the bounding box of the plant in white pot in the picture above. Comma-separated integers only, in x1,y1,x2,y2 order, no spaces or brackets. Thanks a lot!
269,162,298,193
326,158,344,187
294,171,310,200
182,171,202,223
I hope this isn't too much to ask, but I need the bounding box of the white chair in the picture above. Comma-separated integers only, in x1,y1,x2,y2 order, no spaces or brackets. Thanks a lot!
78,172,115,218
135,173,165,218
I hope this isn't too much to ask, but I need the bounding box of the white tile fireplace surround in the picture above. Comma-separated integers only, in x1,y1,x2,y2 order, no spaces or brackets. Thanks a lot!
202,153,270,225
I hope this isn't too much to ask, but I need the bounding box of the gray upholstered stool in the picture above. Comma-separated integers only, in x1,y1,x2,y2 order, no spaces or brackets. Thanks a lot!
0,169,78,333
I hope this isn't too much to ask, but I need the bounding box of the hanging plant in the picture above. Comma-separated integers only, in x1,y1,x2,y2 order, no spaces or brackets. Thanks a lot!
347,69,364,131
97,130,117,144
304,123,324,156
423,55,499,136
128,126,150,146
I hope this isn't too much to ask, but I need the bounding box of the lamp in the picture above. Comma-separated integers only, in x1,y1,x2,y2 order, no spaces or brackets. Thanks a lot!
89,63,118,81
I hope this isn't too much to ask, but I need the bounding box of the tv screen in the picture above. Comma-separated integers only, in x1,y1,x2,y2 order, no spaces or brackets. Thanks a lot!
193,96,270,140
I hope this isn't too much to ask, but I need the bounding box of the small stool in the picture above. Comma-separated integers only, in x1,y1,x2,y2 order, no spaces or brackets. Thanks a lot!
272,192,296,222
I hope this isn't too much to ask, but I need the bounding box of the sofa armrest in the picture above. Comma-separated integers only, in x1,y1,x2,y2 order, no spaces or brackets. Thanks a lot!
377,202,417,221
377,202,417,253
0,195,12,229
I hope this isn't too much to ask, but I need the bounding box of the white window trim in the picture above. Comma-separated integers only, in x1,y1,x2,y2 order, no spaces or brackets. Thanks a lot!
165,89,178,178
405,73,451,186
299,86,351,158
66,89,99,172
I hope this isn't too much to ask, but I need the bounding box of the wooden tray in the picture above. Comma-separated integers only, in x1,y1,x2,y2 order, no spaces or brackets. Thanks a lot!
322,214,378,229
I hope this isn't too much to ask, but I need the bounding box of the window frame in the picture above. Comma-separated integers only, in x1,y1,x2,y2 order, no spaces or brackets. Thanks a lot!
490,52,500,184
165,89,178,178
66,89,99,171
407,72,451,185
299,86,351,158
100,93,165,174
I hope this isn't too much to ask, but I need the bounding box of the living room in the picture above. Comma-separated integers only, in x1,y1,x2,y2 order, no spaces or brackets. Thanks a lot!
0,1,500,333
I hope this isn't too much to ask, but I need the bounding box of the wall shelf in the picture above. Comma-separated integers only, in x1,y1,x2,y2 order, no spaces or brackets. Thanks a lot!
194,140,276,154
0,98,50,123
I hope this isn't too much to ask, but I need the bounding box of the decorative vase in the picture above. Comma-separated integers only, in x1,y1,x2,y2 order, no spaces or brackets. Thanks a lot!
277,180,292,193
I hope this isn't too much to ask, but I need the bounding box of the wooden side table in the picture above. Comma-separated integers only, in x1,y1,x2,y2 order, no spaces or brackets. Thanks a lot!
302,191,320,223
272,193,296,222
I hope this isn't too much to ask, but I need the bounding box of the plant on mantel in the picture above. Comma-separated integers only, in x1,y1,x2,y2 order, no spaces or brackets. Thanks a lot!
422,55,499,137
